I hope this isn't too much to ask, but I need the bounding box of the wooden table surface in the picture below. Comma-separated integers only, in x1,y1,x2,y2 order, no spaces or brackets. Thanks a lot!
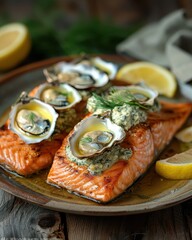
1,189,192,239
0,56,192,239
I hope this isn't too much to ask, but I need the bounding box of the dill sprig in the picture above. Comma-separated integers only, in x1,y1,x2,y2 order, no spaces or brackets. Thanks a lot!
92,93,115,110
80,136,92,144
92,90,150,110
29,112,36,124
56,90,69,98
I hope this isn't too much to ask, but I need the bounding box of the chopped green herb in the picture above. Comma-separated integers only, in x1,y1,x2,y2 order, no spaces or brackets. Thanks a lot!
80,136,92,144
28,112,36,123
56,90,69,97
92,89,150,111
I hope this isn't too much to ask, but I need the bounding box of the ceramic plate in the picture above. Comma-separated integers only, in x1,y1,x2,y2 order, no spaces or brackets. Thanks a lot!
0,55,192,216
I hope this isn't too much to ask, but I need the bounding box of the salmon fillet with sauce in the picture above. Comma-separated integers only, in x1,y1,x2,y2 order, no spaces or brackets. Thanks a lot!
0,124,65,176
47,101,192,203
0,86,85,176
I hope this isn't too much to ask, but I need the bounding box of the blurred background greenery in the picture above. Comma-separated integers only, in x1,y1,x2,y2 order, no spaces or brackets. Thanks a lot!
0,0,184,65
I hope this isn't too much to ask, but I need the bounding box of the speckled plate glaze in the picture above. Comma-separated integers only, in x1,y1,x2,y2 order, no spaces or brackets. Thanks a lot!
0,55,192,216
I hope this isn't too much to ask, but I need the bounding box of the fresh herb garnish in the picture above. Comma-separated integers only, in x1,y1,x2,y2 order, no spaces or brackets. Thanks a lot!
0,0,142,65
29,112,36,124
80,136,92,144
55,90,73,101
56,90,69,97
92,90,150,111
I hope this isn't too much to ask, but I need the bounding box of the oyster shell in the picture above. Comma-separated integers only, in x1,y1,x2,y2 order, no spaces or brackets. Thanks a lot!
114,85,158,106
75,56,118,79
35,83,82,110
9,92,58,144
43,57,117,90
69,114,126,158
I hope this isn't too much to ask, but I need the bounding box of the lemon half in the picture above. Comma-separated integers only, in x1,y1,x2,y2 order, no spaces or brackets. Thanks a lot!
155,149,192,179
116,62,177,97
175,126,192,143
0,23,31,71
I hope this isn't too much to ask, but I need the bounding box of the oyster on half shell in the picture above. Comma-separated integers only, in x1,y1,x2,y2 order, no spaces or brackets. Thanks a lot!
9,92,58,144
43,57,117,90
114,85,158,106
74,56,118,79
69,114,126,158
35,83,82,110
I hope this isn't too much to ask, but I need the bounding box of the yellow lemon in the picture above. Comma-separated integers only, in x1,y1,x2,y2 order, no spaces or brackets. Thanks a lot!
155,149,192,179
175,126,192,143
0,23,31,71
116,62,177,97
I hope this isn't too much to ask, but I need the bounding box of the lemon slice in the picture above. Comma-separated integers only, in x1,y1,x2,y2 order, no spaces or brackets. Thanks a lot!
116,62,177,97
0,23,31,71
155,149,192,179
175,126,192,143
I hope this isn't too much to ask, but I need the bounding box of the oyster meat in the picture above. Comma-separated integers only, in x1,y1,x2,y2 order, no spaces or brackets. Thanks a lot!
35,83,82,110
75,56,118,79
9,92,58,144
125,85,158,106
113,85,158,106
43,57,118,90
16,109,50,136
79,130,113,155
69,114,126,158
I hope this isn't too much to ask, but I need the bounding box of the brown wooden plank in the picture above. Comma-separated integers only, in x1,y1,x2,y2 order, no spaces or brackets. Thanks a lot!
144,206,190,240
182,200,192,239
0,190,65,239
66,213,148,239
66,202,192,240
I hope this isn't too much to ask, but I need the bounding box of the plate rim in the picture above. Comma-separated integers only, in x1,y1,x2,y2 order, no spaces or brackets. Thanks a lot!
0,54,192,216
1,167,192,216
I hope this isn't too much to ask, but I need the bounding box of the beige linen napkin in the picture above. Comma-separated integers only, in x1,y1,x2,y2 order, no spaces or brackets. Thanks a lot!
166,29,192,100
117,10,192,100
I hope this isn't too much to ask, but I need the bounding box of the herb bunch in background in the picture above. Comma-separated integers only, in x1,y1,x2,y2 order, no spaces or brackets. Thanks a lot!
58,19,141,56
0,0,141,62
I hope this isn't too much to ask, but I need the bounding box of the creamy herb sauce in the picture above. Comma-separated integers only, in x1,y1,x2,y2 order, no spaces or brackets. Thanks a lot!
86,96,107,115
67,86,159,175
66,144,132,175
86,88,160,131
111,104,147,130
54,108,79,133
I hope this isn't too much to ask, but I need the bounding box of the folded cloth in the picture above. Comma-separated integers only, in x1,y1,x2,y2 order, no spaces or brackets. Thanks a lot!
117,10,192,100
166,29,192,100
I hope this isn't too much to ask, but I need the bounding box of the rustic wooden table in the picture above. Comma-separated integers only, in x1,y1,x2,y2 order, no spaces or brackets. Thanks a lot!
1,189,192,239
0,56,192,239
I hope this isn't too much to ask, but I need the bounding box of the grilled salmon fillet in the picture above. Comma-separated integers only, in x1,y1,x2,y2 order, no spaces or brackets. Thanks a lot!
0,125,65,176
0,86,65,176
47,101,192,203
0,86,85,176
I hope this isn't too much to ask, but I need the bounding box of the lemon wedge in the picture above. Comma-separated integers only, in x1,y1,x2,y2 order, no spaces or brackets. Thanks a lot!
155,149,192,179
0,23,31,71
116,62,177,97
175,126,192,143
